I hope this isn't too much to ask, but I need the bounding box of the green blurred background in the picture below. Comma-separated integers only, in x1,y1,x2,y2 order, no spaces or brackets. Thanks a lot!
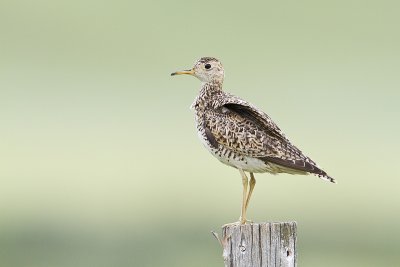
1,0,399,266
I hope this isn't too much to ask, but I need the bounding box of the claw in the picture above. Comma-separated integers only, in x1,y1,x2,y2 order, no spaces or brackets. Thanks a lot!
222,221,241,228
222,217,253,228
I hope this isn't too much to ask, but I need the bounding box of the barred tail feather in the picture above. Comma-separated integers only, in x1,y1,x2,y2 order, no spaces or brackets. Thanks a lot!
262,156,336,183
317,173,336,184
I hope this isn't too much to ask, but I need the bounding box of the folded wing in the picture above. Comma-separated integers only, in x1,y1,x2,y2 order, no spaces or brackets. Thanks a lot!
204,93,335,183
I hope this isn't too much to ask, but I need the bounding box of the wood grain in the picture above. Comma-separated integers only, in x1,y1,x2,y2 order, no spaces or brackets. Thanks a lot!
219,222,297,267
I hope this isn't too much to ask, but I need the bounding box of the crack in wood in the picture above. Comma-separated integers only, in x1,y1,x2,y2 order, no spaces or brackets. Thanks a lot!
216,222,297,267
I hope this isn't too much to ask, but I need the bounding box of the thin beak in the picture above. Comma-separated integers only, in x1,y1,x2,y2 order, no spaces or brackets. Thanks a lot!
171,69,195,76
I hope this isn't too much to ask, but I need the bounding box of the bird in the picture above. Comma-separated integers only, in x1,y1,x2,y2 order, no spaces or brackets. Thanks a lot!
171,57,335,225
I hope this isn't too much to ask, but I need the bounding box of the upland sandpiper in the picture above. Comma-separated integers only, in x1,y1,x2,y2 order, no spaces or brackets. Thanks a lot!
171,57,335,225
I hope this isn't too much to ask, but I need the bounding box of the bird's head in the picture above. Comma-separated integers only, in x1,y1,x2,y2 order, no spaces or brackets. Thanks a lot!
171,57,224,84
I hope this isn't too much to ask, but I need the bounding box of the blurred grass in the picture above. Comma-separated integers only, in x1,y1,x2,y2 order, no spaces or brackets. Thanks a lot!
1,220,399,266
1,0,400,266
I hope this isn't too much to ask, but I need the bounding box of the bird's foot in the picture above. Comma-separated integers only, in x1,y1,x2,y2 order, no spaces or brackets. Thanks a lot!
222,217,253,228
222,221,241,228
239,216,253,225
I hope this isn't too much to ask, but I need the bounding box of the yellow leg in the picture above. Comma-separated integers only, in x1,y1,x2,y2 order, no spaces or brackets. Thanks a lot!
239,169,248,224
222,170,254,227
245,172,256,211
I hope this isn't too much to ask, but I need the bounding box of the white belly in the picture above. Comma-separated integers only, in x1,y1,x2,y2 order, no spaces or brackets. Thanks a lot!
217,154,272,173
198,130,307,175
197,131,272,173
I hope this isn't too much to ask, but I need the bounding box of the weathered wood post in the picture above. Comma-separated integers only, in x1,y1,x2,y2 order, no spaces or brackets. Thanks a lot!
213,222,297,267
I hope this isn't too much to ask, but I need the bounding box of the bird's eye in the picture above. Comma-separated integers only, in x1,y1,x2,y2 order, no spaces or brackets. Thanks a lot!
205,63,211,69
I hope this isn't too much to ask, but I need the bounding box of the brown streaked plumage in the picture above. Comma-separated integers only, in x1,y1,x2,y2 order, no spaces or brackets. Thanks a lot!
171,57,335,225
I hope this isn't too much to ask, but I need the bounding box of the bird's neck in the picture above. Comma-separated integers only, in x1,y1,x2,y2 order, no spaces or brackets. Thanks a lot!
199,80,223,97
191,81,223,111
199,82,223,104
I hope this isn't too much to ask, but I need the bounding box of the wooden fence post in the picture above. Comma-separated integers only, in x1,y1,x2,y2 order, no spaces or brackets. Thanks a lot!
213,222,297,267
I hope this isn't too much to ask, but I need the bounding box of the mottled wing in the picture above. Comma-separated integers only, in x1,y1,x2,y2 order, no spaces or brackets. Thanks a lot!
206,94,335,182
